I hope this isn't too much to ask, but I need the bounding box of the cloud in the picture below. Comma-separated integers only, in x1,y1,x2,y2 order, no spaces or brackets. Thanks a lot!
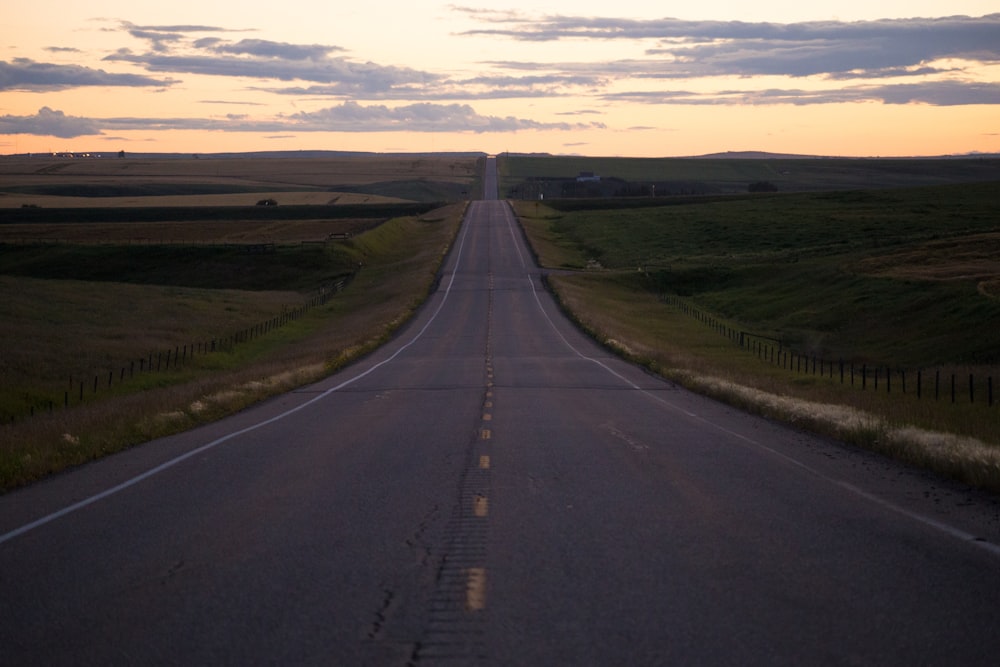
100,22,425,95
0,58,175,91
104,49,438,93
0,107,104,138
0,102,602,137
462,13,1000,79
209,39,346,60
285,101,604,132
605,81,1000,106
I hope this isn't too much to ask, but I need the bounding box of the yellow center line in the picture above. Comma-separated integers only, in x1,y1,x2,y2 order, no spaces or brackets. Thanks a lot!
474,494,489,517
481,428,492,440
466,568,487,611
479,455,491,469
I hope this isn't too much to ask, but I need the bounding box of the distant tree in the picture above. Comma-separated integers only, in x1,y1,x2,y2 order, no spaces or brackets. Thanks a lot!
118,150,125,159
748,181,778,192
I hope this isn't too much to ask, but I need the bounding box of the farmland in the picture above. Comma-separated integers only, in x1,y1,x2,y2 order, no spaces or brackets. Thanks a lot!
510,168,1000,487
0,154,476,489
2,151,999,490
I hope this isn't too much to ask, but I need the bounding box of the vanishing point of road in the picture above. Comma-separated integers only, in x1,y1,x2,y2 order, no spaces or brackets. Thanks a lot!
2,158,1000,665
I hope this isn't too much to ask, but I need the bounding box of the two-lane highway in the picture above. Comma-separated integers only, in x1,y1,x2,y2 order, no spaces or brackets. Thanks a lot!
2,158,1000,665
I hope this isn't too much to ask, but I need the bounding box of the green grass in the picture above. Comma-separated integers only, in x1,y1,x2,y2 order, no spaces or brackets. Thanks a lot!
0,204,466,491
524,182,1000,366
0,243,357,291
499,154,1000,195
0,202,438,224
514,182,1000,490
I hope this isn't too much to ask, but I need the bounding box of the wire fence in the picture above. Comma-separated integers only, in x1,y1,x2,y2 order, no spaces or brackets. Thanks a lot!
9,273,354,424
663,295,996,408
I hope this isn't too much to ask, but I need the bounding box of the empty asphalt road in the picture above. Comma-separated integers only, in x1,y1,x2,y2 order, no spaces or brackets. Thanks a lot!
2,158,1000,665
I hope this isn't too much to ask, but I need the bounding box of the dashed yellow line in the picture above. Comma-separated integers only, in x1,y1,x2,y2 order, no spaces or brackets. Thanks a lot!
482,413,492,421
466,568,487,611
474,494,489,517
479,455,491,469
481,428,492,440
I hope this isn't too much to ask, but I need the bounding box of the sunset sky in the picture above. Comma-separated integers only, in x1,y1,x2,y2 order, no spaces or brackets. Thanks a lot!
2,2,998,157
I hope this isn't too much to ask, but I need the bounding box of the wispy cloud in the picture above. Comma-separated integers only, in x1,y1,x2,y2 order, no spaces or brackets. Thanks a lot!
208,39,346,60
0,58,175,91
100,23,439,95
606,81,1000,106
104,48,437,92
0,102,603,138
462,13,1000,80
285,101,603,132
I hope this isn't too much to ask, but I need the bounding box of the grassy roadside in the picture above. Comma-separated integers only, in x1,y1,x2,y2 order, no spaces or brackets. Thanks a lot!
514,201,1000,493
0,204,466,492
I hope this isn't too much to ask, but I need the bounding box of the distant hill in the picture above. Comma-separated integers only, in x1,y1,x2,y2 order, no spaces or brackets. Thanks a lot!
689,150,1000,160
689,151,825,159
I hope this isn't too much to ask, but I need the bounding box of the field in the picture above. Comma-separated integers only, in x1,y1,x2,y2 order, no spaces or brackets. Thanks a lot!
0,153,482,206
0,154,476,490
498,153,1000,196
512,174,1000,489
2,151,1000,491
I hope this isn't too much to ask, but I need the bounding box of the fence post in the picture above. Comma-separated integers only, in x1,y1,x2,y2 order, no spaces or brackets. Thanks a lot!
951,374,956,404
970,374,975,404
886,368,891,394
862,364,866,390
917,370,922,399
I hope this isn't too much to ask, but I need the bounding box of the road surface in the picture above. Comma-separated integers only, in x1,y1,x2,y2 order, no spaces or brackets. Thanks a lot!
2,158,1000,665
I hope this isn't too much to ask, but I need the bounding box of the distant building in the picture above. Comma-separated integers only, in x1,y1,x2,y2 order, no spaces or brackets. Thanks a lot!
576,171,601,182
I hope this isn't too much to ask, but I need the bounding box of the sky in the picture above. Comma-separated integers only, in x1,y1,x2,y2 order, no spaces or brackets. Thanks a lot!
2,1,999,157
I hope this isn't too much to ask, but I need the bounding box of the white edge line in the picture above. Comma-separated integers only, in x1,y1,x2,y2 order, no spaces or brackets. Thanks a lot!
0,208,476,547
502,201,1000,559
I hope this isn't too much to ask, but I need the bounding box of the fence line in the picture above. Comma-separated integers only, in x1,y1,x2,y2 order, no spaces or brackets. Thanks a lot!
661,294,995,408
9,274,354,424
